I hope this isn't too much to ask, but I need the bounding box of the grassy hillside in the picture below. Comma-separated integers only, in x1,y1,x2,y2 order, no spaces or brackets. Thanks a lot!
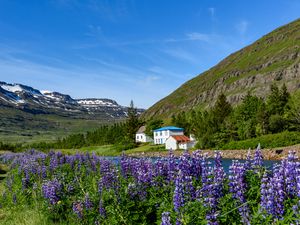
143,18,300,119
0,107,117,144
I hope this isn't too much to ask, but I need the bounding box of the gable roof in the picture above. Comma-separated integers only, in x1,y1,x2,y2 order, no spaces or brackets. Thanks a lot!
136,125,146,134
154,126,184,132
170,135,190,143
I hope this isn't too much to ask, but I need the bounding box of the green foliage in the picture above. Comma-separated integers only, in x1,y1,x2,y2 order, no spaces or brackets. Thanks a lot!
171,111,191,135
145,119,163,137
267,83,289,115
285,90,300,131
221,131,300,150
269,114,287,133
125,100,141,142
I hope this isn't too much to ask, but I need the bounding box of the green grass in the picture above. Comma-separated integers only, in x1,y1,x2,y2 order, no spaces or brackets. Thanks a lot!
55,143,166,157
0,206,49,225
0,107,117,144
221,131,300,150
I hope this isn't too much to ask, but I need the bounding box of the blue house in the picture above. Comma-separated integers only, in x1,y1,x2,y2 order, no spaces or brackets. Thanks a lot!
153,126,184,144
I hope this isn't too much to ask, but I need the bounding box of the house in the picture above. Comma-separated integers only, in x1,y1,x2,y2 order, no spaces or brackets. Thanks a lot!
153,126,184,144
165,135,196,150
135,126,153,143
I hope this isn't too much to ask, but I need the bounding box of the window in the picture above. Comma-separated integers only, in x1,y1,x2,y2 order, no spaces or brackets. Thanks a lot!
137,136,139,139
160,131,162,136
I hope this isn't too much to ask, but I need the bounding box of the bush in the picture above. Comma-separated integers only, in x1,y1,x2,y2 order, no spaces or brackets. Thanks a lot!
221,131,300,150
269,114,287,133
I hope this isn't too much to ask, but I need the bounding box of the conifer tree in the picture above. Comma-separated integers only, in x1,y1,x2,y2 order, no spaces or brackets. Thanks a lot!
125,100,141,142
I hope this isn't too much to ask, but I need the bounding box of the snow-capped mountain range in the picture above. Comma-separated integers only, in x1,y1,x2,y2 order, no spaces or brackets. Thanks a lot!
0,81,144,119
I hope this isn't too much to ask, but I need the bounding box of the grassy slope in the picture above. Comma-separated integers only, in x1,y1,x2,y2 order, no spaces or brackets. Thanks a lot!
56,143,165,156
143,18,300,119
0,107,114,144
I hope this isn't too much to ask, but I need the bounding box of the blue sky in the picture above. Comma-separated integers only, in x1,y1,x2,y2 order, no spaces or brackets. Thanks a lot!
0,0,299,108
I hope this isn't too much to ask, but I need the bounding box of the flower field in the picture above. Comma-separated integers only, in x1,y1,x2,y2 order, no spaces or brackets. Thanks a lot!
0,147,300,224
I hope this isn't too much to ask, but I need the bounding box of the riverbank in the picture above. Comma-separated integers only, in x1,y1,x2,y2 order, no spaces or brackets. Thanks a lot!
2,144,300,160
126,144,300,160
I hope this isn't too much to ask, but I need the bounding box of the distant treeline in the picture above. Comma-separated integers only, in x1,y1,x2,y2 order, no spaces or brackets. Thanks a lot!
27,123,130,150
170,83,300,149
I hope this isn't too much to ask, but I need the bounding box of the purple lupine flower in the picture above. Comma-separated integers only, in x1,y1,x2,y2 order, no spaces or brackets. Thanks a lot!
253,143,263,168
42,179,62,205
284,151,298,197
12,193,17,204
229,161,250,224
73,201,84,219
161,212,171,225
167,150,178,183
84,193,93,210
191,150,203,180
99,199,106,217
245,148,252,170
260,172,269,212
260,167,285,220
173,170,185,213
200,151,225,225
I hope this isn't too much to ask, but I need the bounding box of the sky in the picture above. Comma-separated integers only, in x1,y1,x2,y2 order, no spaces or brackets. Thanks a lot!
0,0,299,108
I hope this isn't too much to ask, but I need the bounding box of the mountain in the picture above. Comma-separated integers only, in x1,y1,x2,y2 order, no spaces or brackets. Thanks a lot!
0,81,144,143
143,18,300,119
0,81,144,119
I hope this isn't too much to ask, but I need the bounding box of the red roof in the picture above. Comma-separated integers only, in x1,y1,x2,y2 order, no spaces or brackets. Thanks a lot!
170,135,190,143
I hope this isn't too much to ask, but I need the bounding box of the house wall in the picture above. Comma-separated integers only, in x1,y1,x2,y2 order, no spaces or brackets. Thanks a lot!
153,130,184,144
165,137,178,150
136,133,153,143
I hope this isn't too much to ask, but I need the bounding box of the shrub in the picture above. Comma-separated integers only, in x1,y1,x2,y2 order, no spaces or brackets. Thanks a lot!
221,131,300,149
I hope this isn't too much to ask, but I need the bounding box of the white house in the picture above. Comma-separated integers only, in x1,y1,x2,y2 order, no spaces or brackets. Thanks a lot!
165,135,195,150
135,126,153,143
153,126,184,145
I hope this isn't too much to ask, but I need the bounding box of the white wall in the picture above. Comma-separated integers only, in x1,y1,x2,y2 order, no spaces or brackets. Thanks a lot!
165,137,178,150
153,130,184,144
136,133,153,143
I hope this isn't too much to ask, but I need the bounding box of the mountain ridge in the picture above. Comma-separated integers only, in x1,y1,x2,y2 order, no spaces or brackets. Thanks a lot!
143,18,300,119
0,81,144,119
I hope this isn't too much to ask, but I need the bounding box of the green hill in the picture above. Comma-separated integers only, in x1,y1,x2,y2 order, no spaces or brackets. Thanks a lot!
143,18,300,119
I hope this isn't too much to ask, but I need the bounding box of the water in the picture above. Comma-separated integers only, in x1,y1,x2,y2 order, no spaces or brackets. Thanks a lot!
104,156,279,173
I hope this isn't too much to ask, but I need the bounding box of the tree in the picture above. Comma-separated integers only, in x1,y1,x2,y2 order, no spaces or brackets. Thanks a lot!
267,83,289,115
212,93,232,126
285,90,300,130
171,111,191,135
145,118,163,137
125,100,141,143
256,103,269,135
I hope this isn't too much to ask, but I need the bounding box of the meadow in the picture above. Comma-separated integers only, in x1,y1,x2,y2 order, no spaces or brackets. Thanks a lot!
0,146,300,224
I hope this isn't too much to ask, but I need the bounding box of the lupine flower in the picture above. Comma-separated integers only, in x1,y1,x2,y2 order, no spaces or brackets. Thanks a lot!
253,143,263,168
99,199,106,217
261,168,285,219
12,193,17,204
173,170,185,213
229,161,250,224
42,179,62,205
73,201,84,219
161,212,172,225
84,193,93,210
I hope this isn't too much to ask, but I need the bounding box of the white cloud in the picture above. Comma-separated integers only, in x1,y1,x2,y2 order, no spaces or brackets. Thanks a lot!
163,48,198,64
208,7,215,16
236,20,249,35
186,32,210,42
